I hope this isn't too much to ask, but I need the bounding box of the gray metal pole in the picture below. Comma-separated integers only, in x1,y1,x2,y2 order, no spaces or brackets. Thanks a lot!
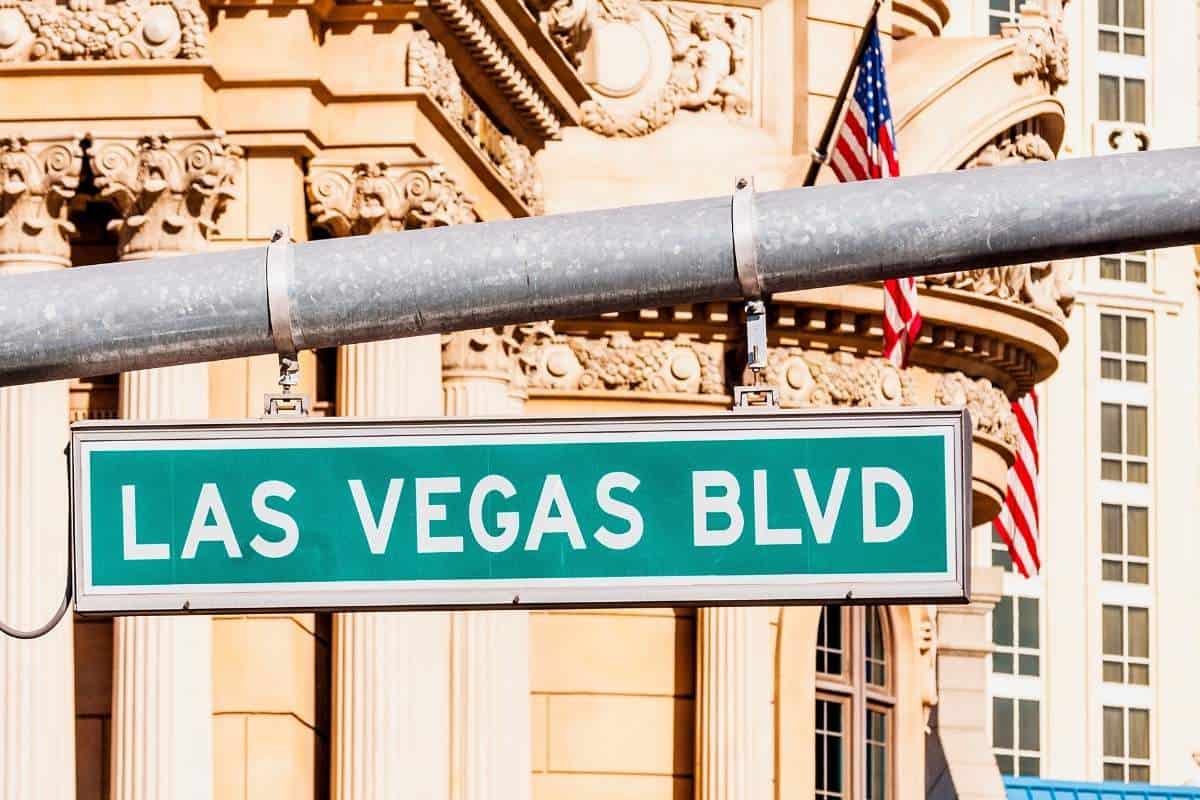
2,146,1198,387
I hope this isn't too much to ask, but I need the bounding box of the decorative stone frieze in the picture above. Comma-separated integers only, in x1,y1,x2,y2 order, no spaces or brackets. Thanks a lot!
579,3,752,137
307,161,476,237
442,326,521,380
527,0,638,68
88,133,241,258
0,0,206,62
520,331,725,395
1000,0,1070,92
922,263,1074,321
407,30,545,214
932,371,1017,446
962,131,1054,168
0,134,83,266
424,0,564,138
764,348,913,409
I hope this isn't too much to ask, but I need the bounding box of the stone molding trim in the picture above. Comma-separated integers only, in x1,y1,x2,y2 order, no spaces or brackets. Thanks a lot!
0,0,207,62
407,29,546,214
577,2,752,138
520,330,725,396
426,0,567,139
0,134,83,266
764,348,915,409
1000,0,1070,93
306,160,477,237
88,132,241,259
443,322,554,392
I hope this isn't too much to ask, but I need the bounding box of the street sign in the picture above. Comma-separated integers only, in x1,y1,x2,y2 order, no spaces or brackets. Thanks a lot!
70,409,971,615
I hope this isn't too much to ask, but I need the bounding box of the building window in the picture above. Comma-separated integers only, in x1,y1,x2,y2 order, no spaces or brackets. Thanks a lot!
1100,252,1148,283
1100,314,1148,383
1103,706,1151,782
1099,0,1146,56
1101,403,1148,483
1102,504,1149,583
987,0,1020,36
1102,604,1150,685
816,607,895,800
993,697,1041,776
1099,74,1147,123
992,595,1040,676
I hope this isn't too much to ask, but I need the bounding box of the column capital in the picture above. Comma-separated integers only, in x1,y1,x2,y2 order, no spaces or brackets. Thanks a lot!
443,322,553,386
0,134,84,269
89,132,242,260
306,160,476,237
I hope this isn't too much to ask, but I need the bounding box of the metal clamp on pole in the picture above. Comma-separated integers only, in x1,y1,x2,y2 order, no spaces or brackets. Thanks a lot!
263,225,310,417
730,177,779,412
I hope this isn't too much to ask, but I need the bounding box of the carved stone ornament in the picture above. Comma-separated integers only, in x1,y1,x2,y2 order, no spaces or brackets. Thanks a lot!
406,30,545,214
442,325,523,379
0,0,207,62
578,3,752,138
764,349,914,409
913,605,937,729
520,331,725,395
933,371,1017,446
306,161,476,237
0,134,83,266
927,131,1075,320
1000,0,1070,92
89,133,241,259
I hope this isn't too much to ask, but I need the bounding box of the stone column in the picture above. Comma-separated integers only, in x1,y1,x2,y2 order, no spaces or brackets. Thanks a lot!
442,327,535,800
307,160,473,799
694,606,771,800
0,134,84,800
91,133,241,800
927,566,1005,800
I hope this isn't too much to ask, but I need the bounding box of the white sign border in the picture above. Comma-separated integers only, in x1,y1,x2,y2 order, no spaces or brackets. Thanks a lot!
70,408,972,614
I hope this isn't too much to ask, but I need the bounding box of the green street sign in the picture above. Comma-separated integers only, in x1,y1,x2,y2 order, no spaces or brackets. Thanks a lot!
70,409,971,615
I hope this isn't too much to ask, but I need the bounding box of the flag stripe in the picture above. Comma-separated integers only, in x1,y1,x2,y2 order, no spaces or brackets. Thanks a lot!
994,389,1042,576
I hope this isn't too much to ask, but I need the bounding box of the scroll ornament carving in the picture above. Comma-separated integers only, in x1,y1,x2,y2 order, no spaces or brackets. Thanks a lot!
0,0,206,62
579,4,752,138
528,0,638,68
407,30,545,214
927,132,1075,320
442,325,523,378
764,349,913,409
933,371,1017,446
307,162,476,237
89,133,241,258
1000,0,1069,92
521,332,725,395
0,135,83,264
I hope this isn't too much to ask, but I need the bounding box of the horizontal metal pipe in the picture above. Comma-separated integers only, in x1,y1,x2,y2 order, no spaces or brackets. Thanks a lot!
2,146,1199,386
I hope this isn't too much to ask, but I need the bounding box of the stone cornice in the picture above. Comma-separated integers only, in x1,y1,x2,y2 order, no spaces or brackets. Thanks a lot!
88,131,242,258
0,133,83,266
423,0,570,139
306,159,476,236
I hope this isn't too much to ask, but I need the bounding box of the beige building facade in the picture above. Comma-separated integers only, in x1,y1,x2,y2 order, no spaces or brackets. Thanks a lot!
976,0,1200,787
0,0,1097,798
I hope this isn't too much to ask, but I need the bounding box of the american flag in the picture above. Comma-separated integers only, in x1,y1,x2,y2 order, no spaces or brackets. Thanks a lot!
828,21,921,368
993,390,1041,577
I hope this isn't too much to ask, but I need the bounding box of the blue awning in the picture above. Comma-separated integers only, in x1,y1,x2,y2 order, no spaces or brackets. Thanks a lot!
1005,777,1200,800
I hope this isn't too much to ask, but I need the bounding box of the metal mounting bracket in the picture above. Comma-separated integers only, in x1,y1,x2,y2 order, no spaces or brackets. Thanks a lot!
263,225,310,417
731,175,761,301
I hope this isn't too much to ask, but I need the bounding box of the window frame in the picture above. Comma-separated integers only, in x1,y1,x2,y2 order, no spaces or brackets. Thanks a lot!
1098,0,1147,57
1100,312,1149,384
1099,252,1150,285
1102,705,1152,782
986,0,1021,36
1102,604,1151,686
816,607,896,800
1101,503,1150,584
1101,401,1150,484
1098,73,1147,124
992,696,1042,777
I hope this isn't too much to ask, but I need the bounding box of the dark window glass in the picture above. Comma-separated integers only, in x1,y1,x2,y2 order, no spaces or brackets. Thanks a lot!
1104,706,1125,757
993,697,1014,750
1102,403,1122,453
1129,709,1150,759
1103,605,1124,656
1100,0,1120,25
817,607,843,676
865,608,887,687
1018,699,1040,751
1127,406,1148,457
866,708,888,800
1128,507,1149,557
1102,504,1123,554
1100,75,1122,121
1125,78,1147,123
1124,0,1145,28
